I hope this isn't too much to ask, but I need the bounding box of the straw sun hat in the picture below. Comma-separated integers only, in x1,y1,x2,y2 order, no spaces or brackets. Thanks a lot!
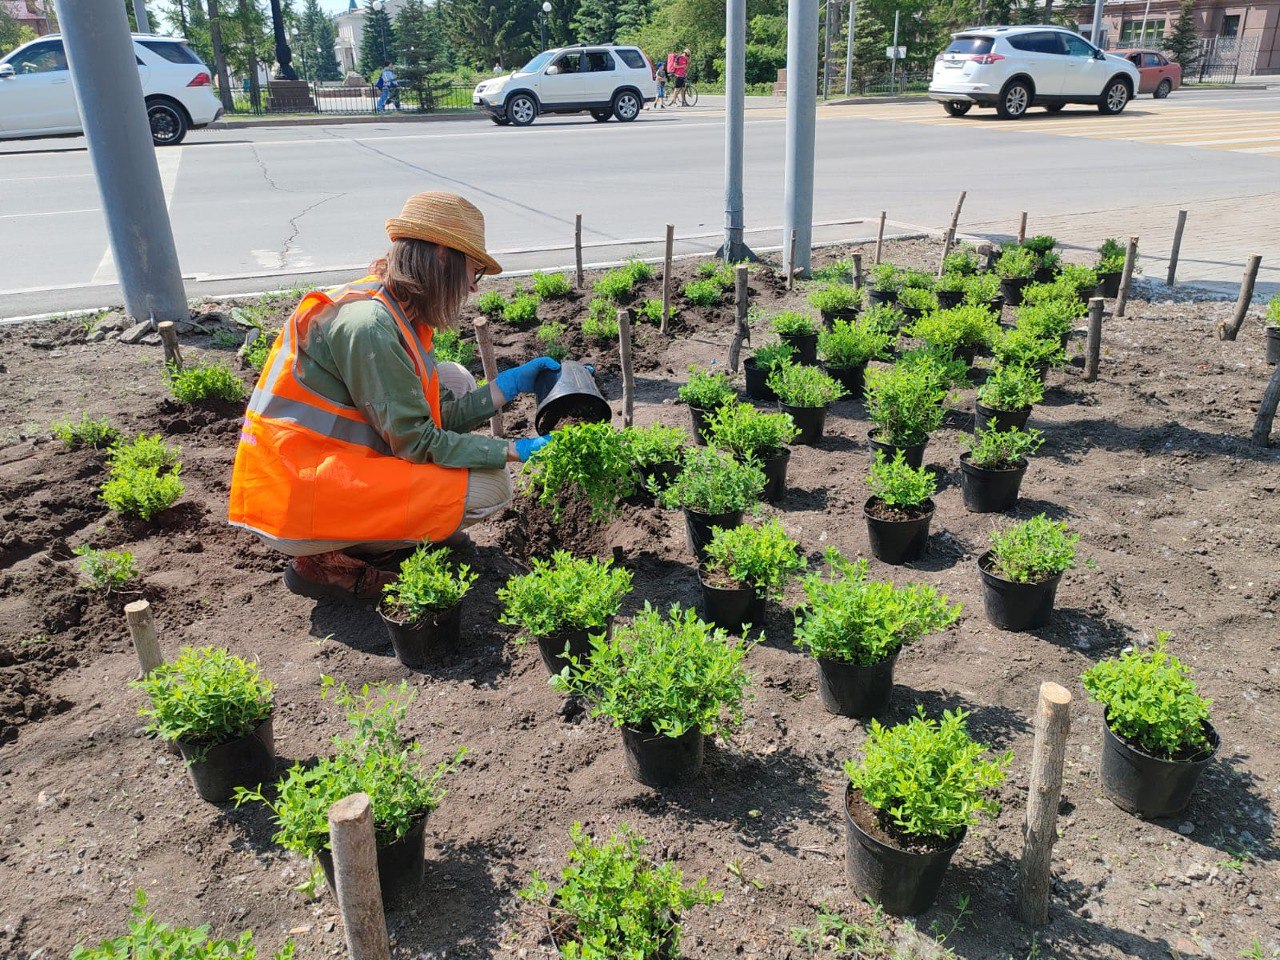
385,192,502,277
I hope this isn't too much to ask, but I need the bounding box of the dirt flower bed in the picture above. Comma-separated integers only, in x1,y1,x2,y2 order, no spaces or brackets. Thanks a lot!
0,238,1277,959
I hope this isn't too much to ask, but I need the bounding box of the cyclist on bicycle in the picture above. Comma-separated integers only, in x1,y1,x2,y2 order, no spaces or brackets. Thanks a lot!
672,48,690,106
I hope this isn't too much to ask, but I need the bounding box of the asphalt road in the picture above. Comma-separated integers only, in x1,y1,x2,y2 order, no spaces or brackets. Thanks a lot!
2,85,1278,319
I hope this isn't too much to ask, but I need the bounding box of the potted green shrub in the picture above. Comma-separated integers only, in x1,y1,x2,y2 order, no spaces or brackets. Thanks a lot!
962,271,1003,314
863,363,947,469
995,247,1037,306
843,709,1009,915
863,451,936,565
771,310,821,365
794,550,959,717
658,446,766,563
977,514,1079,631
867,263,901,306
934,271,967,309
521,823,720,958
498,552,633,677
553,604,753,786
1022,235,1058,283
1081,635,1219,818
1015,296,1084,349
767,362,848,445
818,316,893,397
990,327,1066,379
700,518,806,632
523,421,638,521
906,305,1000,366
862,303,907,336
136,646,275,804
941,245,981,278
974,363,1044,432
236,679,464,906
743,339,794,402
895,285,937,322
379,545,478,667
1058,263,1100,303
705,400,798,503
622,422,688,495
808,282,860,328
1096,238,1127,296
677,367,737,444
958,425,1043,513
1265,293,1280,365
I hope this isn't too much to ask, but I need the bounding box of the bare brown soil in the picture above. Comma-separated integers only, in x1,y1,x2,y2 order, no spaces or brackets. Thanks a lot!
1,239,1277,959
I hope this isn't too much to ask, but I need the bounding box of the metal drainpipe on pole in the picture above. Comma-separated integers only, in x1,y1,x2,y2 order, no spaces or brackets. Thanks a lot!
54,0,189,324
782,0,818,281
721,0,753,263
844,0,855,98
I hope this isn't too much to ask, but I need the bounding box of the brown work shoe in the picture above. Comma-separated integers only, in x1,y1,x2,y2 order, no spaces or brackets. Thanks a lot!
284,551,396,606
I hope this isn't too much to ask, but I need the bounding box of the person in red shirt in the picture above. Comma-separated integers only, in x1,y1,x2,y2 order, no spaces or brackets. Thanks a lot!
672,47,690,106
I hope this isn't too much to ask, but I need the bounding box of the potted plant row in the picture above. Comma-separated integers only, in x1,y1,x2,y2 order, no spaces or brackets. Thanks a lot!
863,362,949,468
700,518,806,632
958,424,1044,513
743,340,794,402
767,361,848,445
677,368,737,444
809,282,860,328
975,362,1044,432
863,451,937,565
771,310,821,365
379,545,478,668
658,446,766,563
977,514,1079,631
705,400,797,503
818,315,893,397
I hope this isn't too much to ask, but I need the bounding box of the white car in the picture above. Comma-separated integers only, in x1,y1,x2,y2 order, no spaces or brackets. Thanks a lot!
473,44,656,127
928,26,1141,120
0,33,223,146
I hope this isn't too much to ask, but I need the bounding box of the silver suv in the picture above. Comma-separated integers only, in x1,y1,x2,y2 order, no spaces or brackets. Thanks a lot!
928,25,1141,119
473,45,657,127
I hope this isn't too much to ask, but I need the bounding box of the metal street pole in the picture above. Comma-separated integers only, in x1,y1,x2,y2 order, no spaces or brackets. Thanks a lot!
783,0,818,279
821,0,832,100
1090,0,1105,46
723,0,750,263
53,0,188,323
132,0,151,33
844,0,855,97
891,9,899,95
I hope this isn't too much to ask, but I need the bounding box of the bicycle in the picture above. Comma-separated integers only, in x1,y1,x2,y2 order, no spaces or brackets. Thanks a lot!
663,81,698,107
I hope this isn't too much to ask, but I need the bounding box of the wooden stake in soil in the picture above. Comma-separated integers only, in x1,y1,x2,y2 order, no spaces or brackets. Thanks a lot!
124,599,163,677
472,318,503,438
1017,681,1072,926
617,309,635,428
574,213,584,290
729,264,750,373
874,211,886,265
1253,362,1280,446
1083,297,1105,382
851,253,863,290
157,321,183,371
328,793,391,960
1166,210,1187,286
1017,211,1027,244
1114,236,1139,319
787,229,798,290
660,223,674,335
1216,254,1262,341
938,190,967,275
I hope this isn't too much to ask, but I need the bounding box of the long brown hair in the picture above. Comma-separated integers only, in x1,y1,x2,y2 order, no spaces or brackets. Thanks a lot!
371,238,470,330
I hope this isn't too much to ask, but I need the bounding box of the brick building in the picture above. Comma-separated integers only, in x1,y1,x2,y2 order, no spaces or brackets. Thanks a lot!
2,0,53,38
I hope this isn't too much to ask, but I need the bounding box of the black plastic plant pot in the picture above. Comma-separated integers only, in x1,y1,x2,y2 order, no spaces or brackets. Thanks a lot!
817,652,898,718
319,814,428,908
757,446,791,503
974,401,1031,433
867,428,926,470
844,785,964,916
898,304,925,323
1098,719,1220,819
977,550,1061,631
1266,327,1280,365
824,363,866,400
1096,271,1122,298
622,725,704,787
687,405,714,445
380,601,463,668
533,359,611,435
639,460,681,499
699,569,765,633
959,453,1027,514
999,278,1030,307
177,716,276,804
936,289,964,309
988,295,1006,315
781,331,819,366
684,507,744,564
743,356,776,402
781,403,826,446
820,306,860,330
953,343,979,367
863,496,934,565
536,618,613,678
1034,265,1056,285
868,288,895,307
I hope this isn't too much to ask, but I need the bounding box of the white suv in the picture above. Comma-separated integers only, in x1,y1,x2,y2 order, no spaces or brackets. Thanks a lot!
473,45,656,127
0,34,222,146
928,26,1140,120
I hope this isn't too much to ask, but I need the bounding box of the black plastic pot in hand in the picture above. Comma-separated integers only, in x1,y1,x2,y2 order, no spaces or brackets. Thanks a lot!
687,405,714,445
684,507,744,564
380,601,463,668
974,401,1031,433
977,551,1061,631
817,653,898,718
999,277,1031,307
781,331,819,366
823,363,866,400
959,453,1027,513
1098,719,1220,819
936,289,964,309
1096,271,1122,298
536,618,613,677
622,725,704,787
845,784,964,916
867,428,926,470
864,496,934,565
743,357,777,401
1266,327,1280,365
780,402,827,446
756,446,791,503
533,359,611,434
177,716,276,804
820,307,860,330
319,814,428,908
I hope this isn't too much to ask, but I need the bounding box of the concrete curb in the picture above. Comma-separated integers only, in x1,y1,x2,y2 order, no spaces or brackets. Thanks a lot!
821,95,930,106
210,111,486,130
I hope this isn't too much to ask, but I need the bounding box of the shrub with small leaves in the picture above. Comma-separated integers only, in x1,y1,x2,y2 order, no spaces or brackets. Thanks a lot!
637,298,666,325
962,272,1002,306
794,549,960,664
869,263,901,293
1268,293,1280,329
658,446,766,514
682,278,721,306
703,519,805,599
863,365,947,446
696,260,736,290
136,646,274,747
677,367,736,410
961,424,1043,470
819,316,893,369
751,339,795,372
942,246,981,276
862,303,906,335
1097,238,1126,273
582,299,620,341
977,363,1044,411
523,421,638,522
1057,263,1099,301
935,270,967,293
243,330,272,372
1081,634,1214,761
475,290,506,316
531,271,573,299
168,361,245,404
991,327,1066,369
433,328,477,366
381,545,477,621
896,286,938,314
53,415,120,450
811,258,854,283
520,823,720,960
536,321,569,361
622,422,688,467
807,283,858,314
624,258,655,285
706,400,797,459
101,434,184,520
895,345,970,390
866,450,936,509
907,305,999,355
594,269,631,302
1021,278,1085,310
846,709,1010,841
498,552,632,640
768,362,847,408
995,247,1037,280
503,290,540,326
986,514,1079,583
74,545,138,593
897,269,935,291
1021,235,1057,256
771,310,818,337
1038,249,1062,273
1017,297,1085,340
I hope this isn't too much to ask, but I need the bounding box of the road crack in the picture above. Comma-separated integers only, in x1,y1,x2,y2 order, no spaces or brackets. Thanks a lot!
280,193,346,268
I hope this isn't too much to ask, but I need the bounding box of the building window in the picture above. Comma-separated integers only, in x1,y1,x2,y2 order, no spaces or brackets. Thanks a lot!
1120,19,1166,42
1220,13,1240,37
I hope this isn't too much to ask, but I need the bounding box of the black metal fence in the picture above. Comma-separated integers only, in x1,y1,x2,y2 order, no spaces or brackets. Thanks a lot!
1101,35,1260,84
227,81,476,116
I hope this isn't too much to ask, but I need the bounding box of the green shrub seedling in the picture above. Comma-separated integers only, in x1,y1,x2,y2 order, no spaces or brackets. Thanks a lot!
622,421,688,469
819,316,893,369
682,278,721,306
658,446,766,514
52,414,121,450
703,519,806,599
1016,297,1085,341
991,327,1065,369
1097,238,1127,274
101,434,184,520
866,450,936,510
942,246,981,276
498,551,632,641
582,299,620,341
869,263,901,293
381,545,477,621
862,303,907,335
960,424,1044,470
961,272,1001,306
897,268,935,291
751,339,795,372
594,266,634,302
503,290,540,326
1057,263,1099,301
935,270,967,293
696,260,736,290
677,367,736,410
977,364,1044,411
811,257,854,282
767,363,847,408
74,545,138,593
896,286,938,314
986,514,1080,583
807,283,859,314
771,310,818,338
995,247,1037,281
1021,234,1057,256
863,364,947,446
535,320,569,361
531,270,573,299
135,646,273,749
907,305,999,355
706,400,797,460
523,421,637,522
168,361,245,404
1268,293,1280,329
475,290,506,317
433,328,477,366
637,298,666,325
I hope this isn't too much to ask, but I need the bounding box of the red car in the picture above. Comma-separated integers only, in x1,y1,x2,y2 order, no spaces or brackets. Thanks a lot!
1112,48,1182,97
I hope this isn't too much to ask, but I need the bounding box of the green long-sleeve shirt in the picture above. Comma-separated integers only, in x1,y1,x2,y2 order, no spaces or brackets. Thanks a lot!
295,298,508,470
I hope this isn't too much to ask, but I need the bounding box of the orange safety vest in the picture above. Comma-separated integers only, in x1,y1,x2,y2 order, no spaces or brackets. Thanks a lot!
228,279,469,547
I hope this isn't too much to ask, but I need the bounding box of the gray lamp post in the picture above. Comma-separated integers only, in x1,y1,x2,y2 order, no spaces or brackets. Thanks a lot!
539,1,551,51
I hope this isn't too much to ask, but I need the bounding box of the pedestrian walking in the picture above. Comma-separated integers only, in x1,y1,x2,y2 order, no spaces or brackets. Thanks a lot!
375,60,398,111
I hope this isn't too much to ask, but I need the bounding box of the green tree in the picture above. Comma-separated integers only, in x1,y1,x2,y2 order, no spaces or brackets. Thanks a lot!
0,6,39,51
298,0,342,80
359,0,396,76
438,0,533,70
1163,0,1200,71
396,0,449,105
572,0,649,43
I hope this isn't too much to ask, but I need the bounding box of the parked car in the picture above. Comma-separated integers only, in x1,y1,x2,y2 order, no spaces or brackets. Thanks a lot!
472,44,656,127
0,33,222,146
928,25,1142,119
1112,48,1182,97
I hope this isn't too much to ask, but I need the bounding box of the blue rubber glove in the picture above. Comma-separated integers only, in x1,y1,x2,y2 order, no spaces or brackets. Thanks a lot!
494,357,561,403
514,435,552,462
